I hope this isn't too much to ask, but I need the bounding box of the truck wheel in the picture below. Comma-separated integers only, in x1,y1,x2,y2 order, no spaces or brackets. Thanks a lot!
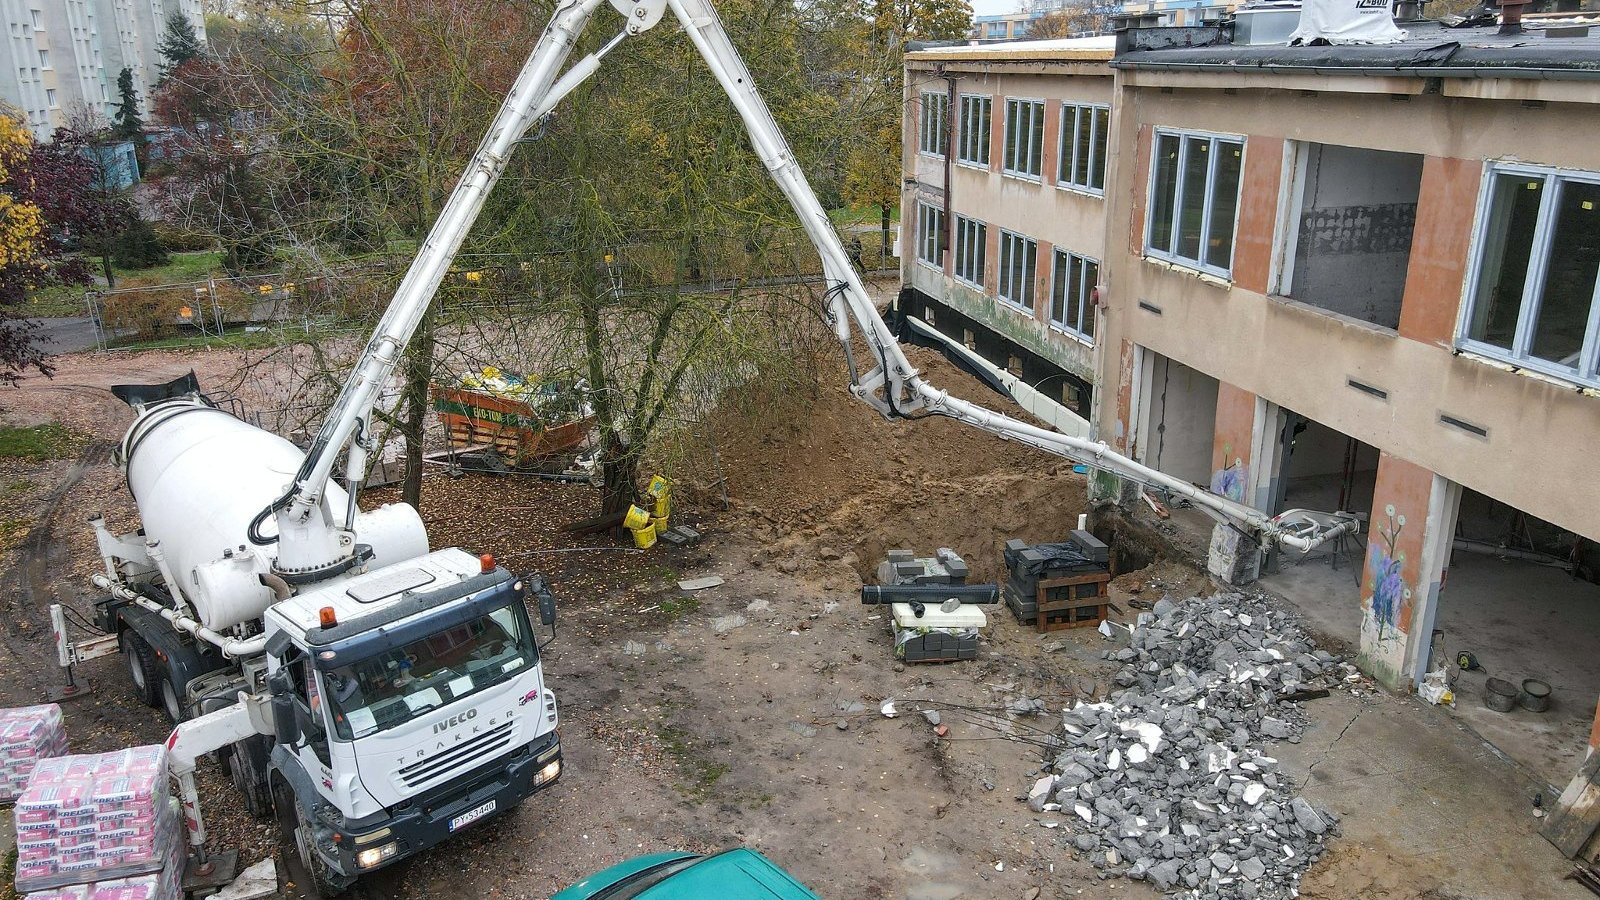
123,632,161,708
227,736,273,821
274,781,352,899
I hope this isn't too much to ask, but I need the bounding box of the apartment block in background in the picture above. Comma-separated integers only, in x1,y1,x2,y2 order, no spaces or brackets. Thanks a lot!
0,0,205,139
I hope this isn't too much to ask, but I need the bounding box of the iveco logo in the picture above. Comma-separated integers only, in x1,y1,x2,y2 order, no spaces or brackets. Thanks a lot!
433,708,477,734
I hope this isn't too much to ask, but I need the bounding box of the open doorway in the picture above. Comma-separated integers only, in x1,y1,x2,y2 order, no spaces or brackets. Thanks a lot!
1133,350,1218,487
1432,488,1600,790
1257,409,1380,647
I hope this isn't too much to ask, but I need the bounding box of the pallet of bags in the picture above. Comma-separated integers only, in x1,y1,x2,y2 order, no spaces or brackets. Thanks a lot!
22,803,183,900
13,745,178,895
0,704,68,802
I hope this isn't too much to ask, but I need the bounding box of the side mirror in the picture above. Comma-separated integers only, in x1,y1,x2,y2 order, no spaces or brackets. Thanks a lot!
538,588,557,627
268,669,301,747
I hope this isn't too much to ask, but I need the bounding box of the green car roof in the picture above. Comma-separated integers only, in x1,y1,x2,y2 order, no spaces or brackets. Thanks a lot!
550,849,822,900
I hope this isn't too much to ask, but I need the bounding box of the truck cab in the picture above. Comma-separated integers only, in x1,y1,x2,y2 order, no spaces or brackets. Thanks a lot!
259,548,562,891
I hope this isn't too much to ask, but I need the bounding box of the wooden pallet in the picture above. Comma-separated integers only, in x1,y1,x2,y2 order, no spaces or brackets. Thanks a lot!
432,385,592,465
1036,572,1111,633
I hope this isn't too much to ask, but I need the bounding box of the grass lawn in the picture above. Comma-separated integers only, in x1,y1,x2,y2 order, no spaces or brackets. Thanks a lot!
829,204,900,230
23,250,226,318
103,322,346,353
0,422,83,460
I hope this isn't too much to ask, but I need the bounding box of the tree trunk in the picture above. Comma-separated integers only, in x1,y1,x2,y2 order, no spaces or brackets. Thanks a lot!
579,288,633,517
400,301,435,508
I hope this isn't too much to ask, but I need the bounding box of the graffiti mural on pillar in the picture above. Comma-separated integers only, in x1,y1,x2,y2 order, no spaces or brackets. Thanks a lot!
1211,453,1247,502
1363,504,1411,646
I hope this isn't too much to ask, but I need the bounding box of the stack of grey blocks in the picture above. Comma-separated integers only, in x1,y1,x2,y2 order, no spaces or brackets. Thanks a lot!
1002,530,1109,624
880,549,979,663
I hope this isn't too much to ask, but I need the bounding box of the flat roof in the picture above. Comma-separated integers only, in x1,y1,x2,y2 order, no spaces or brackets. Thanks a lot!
1115,18,1600,78
906,35,1117,63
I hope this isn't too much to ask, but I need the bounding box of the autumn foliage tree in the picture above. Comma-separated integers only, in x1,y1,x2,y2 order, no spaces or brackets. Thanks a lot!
837,0,972,247
0,118,128,383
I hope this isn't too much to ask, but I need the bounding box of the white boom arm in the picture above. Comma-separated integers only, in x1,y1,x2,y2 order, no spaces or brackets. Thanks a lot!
264,0,1356,577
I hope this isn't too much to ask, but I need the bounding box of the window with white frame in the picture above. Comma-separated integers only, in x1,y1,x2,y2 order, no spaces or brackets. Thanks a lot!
1461,164,1600,386
954,216,986,286
916,202,945,268
1146,130,1244,276
958,95,991,167
1002,98,1045,179
37,50,49,69
1050,250,1099,342
998,231,1037,311
919,91,948,157
1059,103,1109,193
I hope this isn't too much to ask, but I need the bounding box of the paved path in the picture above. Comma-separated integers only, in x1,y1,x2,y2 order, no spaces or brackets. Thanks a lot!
1279,687,1589,899
29,317,105,354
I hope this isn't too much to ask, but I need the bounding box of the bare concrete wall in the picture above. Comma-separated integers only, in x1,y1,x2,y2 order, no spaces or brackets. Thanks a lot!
1135,352,1218,486
1288,145,1422,329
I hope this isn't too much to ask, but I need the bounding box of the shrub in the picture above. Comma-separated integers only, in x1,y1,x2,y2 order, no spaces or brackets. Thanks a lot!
111,217,170,269
152,223,215,252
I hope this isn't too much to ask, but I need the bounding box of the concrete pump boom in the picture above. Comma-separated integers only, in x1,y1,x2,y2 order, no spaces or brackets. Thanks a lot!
260,0,1357,585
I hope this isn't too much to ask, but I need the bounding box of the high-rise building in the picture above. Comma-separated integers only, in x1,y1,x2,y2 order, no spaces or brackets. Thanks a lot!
0,0,205,140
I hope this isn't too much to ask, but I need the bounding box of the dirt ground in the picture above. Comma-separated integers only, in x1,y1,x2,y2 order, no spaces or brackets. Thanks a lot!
0,341,1562,900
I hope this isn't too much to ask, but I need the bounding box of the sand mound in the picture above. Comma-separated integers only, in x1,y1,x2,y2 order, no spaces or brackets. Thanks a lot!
710,346,1088,585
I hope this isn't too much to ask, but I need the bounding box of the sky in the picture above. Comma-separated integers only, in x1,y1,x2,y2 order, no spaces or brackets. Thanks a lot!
971,0,1023,16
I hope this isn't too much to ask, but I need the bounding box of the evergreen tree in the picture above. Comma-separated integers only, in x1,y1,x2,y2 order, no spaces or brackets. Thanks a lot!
112,68,144,141
156,12,204,83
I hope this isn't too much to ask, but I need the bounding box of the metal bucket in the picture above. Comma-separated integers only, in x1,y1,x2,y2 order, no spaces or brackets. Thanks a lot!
1519,678,1552,712
1484,677,1519,712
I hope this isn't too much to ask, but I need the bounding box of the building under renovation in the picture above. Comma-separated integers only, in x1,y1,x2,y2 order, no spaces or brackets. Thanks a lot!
900,10,1600,795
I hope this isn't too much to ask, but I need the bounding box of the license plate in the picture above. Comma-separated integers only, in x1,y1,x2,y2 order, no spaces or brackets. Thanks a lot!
448,799,496,832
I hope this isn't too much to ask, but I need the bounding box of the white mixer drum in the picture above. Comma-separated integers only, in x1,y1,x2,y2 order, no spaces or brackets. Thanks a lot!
121,399,429,629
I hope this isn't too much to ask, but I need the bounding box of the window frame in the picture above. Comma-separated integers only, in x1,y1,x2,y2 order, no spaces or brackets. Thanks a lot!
1143,127,1246,279
915,201,945,271
1457,160,1600,388
953,215,987,288
996,230,1038,314
1001,97,1046,182
918,91,949,159
957,93,992,170
1057,103,1109,196
1049,249,1100,344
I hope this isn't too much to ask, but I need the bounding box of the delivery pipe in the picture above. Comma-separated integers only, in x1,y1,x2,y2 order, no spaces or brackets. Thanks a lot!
861,584,1000,605
91,574,269,659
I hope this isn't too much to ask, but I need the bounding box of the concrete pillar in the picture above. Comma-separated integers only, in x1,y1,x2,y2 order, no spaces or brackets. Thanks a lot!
1358,452,1454,690
1209,383,1257,504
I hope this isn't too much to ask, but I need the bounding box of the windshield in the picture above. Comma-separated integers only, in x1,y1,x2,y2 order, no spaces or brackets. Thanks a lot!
324,602,536,740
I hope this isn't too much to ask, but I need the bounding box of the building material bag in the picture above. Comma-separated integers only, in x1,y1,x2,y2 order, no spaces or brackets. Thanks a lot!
13,746,178,894
0,704,68,802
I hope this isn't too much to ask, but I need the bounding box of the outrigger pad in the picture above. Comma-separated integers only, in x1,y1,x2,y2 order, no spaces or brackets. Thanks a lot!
111,370,207,408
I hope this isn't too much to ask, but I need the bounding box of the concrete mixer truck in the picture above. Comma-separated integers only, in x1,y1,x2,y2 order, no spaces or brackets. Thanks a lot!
71,376,564,897
54,0,1360,893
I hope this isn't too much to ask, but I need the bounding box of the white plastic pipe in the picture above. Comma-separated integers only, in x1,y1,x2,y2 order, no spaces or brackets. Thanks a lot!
92,574,268,659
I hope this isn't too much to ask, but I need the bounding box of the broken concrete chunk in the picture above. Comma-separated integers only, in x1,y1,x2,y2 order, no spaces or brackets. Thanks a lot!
679,575,725,591
710,614,746,633
1028,775,1056,812
1291,797,1329,835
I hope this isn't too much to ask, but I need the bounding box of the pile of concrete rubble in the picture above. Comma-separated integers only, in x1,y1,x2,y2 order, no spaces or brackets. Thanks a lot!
1027,592,1346,899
